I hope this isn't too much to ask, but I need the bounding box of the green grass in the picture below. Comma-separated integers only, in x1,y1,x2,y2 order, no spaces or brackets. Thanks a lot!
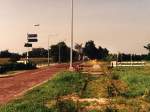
1,65,150,112
113,67,150,97
0,71,86,112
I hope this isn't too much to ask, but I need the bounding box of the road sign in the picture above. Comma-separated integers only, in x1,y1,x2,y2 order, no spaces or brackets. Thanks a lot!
27,34,38,42
24,43,32,47
28,38,38,42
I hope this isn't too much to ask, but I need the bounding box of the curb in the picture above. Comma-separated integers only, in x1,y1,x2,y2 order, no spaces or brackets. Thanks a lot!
14,72,58,100
0,71,27,78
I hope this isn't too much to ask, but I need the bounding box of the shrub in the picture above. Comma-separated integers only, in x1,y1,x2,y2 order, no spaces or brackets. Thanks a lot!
0,62,36,74
107,83,120,97
111,74,120,80
57,100,77,112
105,107,118,112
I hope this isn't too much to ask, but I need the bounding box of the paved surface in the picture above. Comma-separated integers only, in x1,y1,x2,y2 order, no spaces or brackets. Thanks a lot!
0,64,69,104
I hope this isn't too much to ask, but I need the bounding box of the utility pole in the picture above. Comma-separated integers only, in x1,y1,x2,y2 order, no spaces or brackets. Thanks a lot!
69,0,74,70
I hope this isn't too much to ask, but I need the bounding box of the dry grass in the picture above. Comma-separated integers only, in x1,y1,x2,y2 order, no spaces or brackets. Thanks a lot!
21,58,48,64
0,58,10,65
0,58,48,65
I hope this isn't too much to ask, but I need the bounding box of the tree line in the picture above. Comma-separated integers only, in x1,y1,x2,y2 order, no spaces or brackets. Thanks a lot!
0,41,150,63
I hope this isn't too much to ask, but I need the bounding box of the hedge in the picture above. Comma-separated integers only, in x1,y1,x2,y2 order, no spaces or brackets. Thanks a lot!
0,62,37,74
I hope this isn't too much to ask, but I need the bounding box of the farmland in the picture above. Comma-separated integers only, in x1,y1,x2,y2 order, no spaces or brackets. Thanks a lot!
0,58,49,65
0,58,10,65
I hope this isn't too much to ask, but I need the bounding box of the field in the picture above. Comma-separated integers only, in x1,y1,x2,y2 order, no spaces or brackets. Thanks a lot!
0,58,48,65
112,67,150,97
0,63,150,111
0,58,10,65
27,58,48,64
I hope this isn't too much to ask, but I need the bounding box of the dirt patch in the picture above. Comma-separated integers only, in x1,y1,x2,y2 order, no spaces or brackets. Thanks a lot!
47,94,110,111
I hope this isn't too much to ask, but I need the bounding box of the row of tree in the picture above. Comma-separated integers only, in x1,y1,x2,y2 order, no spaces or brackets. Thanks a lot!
23,40,109,62
0,50,21,62
0,40,109,63
83,40,109,60
1,41,150,63
117,53,148,62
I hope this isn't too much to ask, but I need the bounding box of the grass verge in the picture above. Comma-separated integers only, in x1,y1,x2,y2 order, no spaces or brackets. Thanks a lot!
0,71,86,112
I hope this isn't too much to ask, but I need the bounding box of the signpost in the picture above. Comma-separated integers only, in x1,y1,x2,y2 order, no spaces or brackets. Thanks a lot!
24,33,38,63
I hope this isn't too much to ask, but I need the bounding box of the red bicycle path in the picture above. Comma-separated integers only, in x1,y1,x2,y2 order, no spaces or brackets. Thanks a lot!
0,63,70,104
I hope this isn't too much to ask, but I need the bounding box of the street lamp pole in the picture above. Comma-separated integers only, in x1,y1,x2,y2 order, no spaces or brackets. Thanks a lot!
69,0,74,70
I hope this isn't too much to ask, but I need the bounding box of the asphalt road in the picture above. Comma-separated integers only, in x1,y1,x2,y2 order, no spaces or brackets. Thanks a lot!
0,64,69,104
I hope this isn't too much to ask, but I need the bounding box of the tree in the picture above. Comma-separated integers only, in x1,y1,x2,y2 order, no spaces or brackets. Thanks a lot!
22,48,48,58
144,43,150,54
144,43,150,60
98,47,109,59
50,42,78,62
75,43,83,60
83,40,98,59
0,50,21,62
9,53,21,62
83,40,109,60
30,48,48,58
0,50,11,58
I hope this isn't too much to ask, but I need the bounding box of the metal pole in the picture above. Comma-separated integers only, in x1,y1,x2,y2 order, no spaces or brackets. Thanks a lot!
69,0,74,70
27,47,29,63
48,37,50,66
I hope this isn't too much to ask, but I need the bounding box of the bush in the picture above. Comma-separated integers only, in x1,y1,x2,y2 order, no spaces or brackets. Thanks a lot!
57,100,77,112
9,54,21,62
0,62,36,74
105,107,118,112
111,74,120,80
107,83,120,97
0,66,7,74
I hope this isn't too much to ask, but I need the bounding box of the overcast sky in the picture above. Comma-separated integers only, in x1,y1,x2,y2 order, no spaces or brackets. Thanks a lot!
0,0,150,54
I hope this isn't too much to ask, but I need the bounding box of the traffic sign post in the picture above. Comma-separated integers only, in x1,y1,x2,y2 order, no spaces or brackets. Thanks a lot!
24,33,38,63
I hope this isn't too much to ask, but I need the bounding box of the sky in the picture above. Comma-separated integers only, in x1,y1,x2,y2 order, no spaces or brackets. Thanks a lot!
0,0,150,54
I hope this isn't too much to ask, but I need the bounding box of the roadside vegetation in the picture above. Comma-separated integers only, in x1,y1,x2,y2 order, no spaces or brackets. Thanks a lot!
112,67,150,97
0,62,36,74
0,71,87,112
0,62,150,111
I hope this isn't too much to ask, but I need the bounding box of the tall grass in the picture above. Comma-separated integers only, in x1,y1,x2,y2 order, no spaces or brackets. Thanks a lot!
113,67,150,97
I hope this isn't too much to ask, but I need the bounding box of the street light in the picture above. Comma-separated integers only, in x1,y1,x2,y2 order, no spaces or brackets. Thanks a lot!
69,0,74,70
47,34,58,66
